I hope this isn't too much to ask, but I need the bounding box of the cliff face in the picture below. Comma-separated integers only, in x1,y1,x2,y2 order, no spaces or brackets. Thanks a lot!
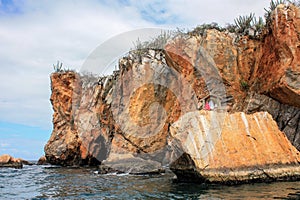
46,72,116,166
255,4,300,107
45,72,81,166
45,4,300,182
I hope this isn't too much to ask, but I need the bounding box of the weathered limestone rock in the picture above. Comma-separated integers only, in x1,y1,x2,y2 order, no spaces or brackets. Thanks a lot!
170,111,300,184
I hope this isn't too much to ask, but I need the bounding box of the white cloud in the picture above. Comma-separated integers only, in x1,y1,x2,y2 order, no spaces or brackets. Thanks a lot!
0,0,151,128
167,0,270,27
0,0,271,129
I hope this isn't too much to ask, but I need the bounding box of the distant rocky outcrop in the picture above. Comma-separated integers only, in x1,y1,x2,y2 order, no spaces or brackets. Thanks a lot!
37,156,49,165
0,154,32,169
45,4,300,183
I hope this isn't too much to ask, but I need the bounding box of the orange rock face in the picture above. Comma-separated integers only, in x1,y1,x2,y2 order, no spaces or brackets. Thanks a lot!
44,72,83,166
255,4,300,108
45,4,300,183
170,111,300,183
45,72,115,165
0,154,12,163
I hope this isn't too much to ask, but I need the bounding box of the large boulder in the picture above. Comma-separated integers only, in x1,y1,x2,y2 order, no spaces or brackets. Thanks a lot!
244,92,300,150
170,111,300,184
37,156,49,165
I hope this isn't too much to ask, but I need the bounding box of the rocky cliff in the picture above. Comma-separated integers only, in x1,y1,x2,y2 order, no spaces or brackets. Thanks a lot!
45,4,300,183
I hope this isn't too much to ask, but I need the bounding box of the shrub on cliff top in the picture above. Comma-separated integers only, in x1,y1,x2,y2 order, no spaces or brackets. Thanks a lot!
188,22,225,36
232,13,265,38
253,16,265,35
234,13,255,34
188,17,264,39
227,0,299,38
130,29,191,61
133,31,173,51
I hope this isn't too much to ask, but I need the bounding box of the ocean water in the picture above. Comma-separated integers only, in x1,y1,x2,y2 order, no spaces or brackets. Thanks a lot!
0,165,300,199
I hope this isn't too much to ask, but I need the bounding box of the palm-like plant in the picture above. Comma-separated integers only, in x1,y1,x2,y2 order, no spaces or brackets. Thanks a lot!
234,13,255,34
53,61,63,72
253,16,265,34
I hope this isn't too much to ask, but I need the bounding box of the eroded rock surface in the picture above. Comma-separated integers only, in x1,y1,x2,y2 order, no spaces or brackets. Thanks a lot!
170,111,300,184
44,4,300,183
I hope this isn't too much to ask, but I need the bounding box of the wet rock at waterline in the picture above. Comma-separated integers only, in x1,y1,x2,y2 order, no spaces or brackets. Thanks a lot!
100,153,165,175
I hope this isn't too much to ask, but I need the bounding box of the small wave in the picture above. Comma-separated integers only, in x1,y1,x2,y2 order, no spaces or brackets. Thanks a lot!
1,165,300,199
94,171,131,176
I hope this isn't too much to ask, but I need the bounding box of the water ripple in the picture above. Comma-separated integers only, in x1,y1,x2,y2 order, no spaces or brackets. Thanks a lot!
0,165,299,199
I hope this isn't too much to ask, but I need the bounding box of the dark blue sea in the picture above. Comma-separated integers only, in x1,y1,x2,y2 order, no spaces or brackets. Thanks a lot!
0,164,300,199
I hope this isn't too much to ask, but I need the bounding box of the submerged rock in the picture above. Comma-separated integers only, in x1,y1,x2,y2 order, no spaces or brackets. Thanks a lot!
101,153,165,175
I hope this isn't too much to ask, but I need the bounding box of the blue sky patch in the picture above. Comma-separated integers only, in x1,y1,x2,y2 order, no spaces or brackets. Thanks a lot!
0,0,23,15
0,121,51,159
139,2,179,25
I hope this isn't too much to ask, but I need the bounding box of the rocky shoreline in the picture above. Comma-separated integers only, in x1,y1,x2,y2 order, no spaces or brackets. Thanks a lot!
0,154,51,169
40,3,300,184
0,154,33,169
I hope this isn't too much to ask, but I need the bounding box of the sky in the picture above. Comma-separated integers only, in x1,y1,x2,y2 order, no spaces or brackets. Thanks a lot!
0,0,270,160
